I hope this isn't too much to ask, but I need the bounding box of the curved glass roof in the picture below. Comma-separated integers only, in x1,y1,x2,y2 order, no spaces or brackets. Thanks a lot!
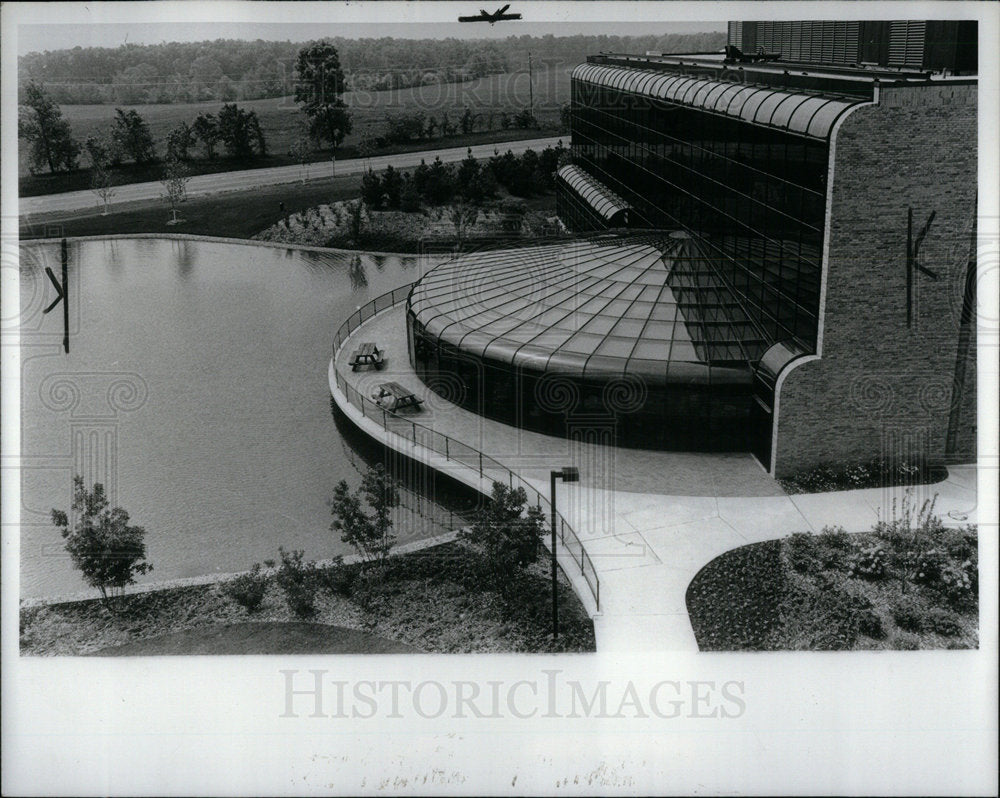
407,233,768,386
556,164,629,222
571,63,862,140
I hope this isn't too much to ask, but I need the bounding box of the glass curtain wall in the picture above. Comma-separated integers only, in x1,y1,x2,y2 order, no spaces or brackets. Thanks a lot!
570,74,829,353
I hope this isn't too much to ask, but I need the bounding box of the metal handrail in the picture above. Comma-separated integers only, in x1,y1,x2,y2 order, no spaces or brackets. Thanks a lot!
332,285,600,611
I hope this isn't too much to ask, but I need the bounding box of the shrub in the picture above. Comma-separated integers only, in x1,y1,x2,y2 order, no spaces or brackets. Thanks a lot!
222,563,268,613
317,556,354,598
785,532,822,575
848,542,888,580
938,562,975,609
913,547,949,586
893,632,922,650
891,594,932,633
925,607,963,637
783,585,884,648
275,547,320,619
817,526,853,569
938,524,978,562
779,457,945,494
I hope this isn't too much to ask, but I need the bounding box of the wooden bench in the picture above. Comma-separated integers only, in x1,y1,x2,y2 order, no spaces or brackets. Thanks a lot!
371,381,424,412
350,342,384,371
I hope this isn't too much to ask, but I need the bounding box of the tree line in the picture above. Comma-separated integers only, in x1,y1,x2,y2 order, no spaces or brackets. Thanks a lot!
18,30,725,105
360,143,567,212
20,41,350,175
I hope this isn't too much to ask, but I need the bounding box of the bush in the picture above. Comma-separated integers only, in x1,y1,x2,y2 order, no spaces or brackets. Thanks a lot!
925,607,963,637
848,542,889,580
913,547,949,586
785,532,822,575
817,525,853,570
779,457,945,494
317,556,354,598
893,632,922,650
783,585,884,648
222,563,268,612
938,562,975,608
891,594,932,633
275,547,320,619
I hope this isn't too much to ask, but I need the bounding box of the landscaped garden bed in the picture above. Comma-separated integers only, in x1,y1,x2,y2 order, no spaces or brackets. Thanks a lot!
20,541,594,656
778,457,948,494
686,495,978,651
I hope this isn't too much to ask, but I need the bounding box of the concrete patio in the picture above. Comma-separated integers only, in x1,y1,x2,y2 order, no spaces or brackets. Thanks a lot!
331,303,980,651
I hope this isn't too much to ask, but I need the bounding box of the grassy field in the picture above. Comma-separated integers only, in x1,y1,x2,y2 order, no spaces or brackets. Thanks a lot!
19,67,571,190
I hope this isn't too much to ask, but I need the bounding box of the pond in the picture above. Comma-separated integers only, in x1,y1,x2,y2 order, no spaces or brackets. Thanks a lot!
18,237,480,598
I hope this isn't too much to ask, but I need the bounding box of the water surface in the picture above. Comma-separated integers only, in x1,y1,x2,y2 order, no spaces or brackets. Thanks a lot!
19,237,474,598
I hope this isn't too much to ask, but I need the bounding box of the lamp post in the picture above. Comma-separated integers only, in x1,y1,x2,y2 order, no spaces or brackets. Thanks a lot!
549,466,579,639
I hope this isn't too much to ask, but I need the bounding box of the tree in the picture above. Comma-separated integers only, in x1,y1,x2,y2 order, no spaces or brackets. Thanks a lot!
165,121,196,161
424,156,455,205
18,81,81,173
111,108,156,164
217,103,266,160
329,464,399,572
460,106,476,135
294,41,352,149
83,134,110,169
192,113,220,160
111,63,158,104
381,164,402,209
90,161,116,215
399,175,421,213
458,482,545,598
289,137,312,182
160,156,190,223
50,476,153,611
360,168,383,209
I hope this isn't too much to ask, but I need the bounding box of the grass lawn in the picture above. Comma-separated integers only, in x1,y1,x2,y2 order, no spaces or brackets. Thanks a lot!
19,68,570,195
686,516,979,651
20,173,367,241
20,542,595,655
21,172,560,248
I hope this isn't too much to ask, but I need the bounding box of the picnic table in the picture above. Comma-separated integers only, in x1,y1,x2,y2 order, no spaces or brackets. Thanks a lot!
371,381,424,412
350,342,384,371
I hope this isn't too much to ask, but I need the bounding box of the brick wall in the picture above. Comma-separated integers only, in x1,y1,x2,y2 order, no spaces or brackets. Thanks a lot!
772,82,978,477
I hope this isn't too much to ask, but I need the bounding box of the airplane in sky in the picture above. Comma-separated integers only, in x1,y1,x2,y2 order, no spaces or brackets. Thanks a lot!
458,4,522,24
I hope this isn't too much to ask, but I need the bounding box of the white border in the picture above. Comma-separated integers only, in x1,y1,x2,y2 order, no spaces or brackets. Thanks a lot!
3,3,998,796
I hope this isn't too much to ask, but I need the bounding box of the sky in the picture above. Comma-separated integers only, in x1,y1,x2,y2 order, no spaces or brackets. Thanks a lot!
16,10,725,55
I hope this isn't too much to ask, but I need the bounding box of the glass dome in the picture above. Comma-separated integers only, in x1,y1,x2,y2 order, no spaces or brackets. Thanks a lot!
406,233,766,451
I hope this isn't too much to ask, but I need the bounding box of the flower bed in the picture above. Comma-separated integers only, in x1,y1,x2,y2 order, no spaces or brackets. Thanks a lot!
778,457,948,494
686,509,978,651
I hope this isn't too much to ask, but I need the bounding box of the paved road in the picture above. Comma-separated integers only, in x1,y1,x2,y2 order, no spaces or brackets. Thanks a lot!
20,136,565,217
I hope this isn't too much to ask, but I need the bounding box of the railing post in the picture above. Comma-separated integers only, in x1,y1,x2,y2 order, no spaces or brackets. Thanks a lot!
382,407,386,429
412,423,417,446
445,437,449,460
479,452,483,479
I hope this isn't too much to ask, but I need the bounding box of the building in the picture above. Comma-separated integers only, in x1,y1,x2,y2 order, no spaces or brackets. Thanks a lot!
407,20,978,478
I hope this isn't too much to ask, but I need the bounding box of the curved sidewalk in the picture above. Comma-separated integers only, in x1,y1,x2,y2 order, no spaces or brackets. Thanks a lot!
331,301,979,652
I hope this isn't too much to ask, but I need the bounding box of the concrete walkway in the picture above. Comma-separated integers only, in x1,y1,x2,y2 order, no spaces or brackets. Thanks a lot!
331,303,979,651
